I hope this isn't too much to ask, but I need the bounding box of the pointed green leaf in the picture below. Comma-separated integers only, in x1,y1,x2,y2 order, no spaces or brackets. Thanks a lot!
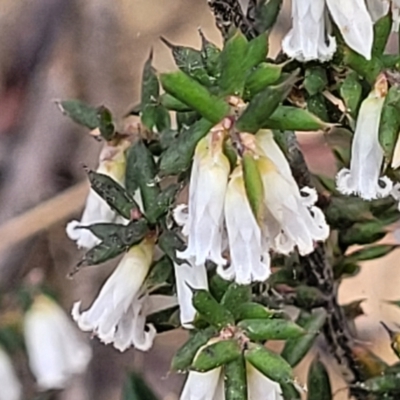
192,289,235,329
161,37,212,86
245,62,283,97
346,245,397,263
172,327,217,372
304,67,328,96
199,30,221,78
379,85,400,162
340,72,363,118
160,93,191,111
57,99,99,129
97,106,115,140
281,310,327,367
307,358,332,400
220,283,252,319
219,29,249,96
307,94,329,123
146,184,179,224
158,229,186,264
263,105,331,131
245,344,293,385
255,0,283,32
236,71,298,133
191,340,242,372
122,372,159,400
235,302,282,321
372,13,391,57
238,319,305,341
160,71,229,124
159,118,214,175
244,33,268,70
88,170,138,219
343,48,383,84
243,153,264,221
146,255,173,288
125,140,160,213
224,356,247,400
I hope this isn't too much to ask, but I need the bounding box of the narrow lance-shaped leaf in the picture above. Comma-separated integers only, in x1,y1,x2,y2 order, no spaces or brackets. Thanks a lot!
379,85,400,163
192,289,235,329
220,283,252,319
87,170,138,219
57,100,116,140
238,319,305,341
125,140,160,213
224,357,247,400
158,229,186,264
372,13,391,57
345,245,397,263
97,106,115,141
219,29,249,96
121,371,159,400
245,62,284,97
141,51,160,131
340,72,362,118
145,184,179,224
199,29,221,78
244,33,268,71
56,99,99,129
235,302,283,321
304,67,328,96
243,152,264,221
263,105,331,131
160,93,191,112
191,340,242,372
145,255,173,288
307,94,329,123
159,118,214,176
236,70,298,133
307,358,332,400
245,343,294,385
161,37,212,86
255,0,283,33
281,310,327,367
160,70,229,124
172,327,217,372
343,48,383,84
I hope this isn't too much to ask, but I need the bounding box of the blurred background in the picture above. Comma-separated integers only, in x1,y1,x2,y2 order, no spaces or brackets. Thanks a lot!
0,1,399,399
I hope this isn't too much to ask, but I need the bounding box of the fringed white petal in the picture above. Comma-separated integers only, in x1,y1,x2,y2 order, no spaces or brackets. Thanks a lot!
0,347,22,400
223,167,271,284
336,85,392,200
282,0,336,62
72,240,154,351
327,0,374,60
174,262,208,329
180,368,222,400
247,363,283,400
24,295,91,391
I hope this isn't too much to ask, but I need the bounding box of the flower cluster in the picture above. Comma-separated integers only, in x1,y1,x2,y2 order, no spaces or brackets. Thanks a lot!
175,121,329,286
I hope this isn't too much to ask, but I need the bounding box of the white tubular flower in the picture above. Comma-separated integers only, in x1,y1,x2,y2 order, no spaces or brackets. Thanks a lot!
66,139,130,250
252,134,329,256
175,120,231,266
174,262,208,329
0,347,22,400
247,363,283,400
180,367,223,400
24,294,91,391
72,238,164,352
221,166,270,285
326,0,374,60
336,75,392,200
282,0,336,62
